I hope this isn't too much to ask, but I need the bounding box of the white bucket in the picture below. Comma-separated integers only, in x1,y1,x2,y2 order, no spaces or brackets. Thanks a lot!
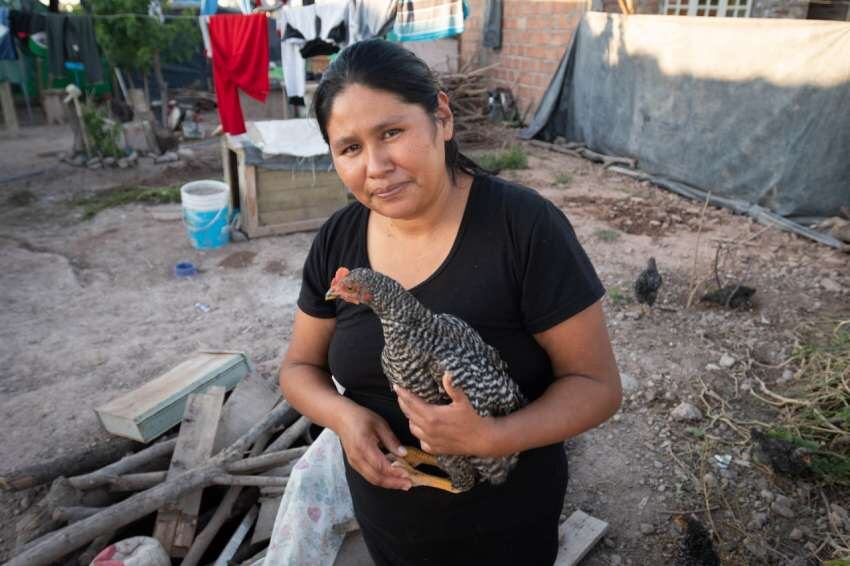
180,180,231,250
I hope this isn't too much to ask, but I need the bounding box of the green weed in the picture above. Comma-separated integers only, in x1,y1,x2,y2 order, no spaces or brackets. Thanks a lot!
6,189,37,207
477,146,529,171
594,228,621,242
73,185,181,219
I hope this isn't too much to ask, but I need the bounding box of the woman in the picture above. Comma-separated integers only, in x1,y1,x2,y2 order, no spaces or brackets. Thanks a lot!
279,39,621,566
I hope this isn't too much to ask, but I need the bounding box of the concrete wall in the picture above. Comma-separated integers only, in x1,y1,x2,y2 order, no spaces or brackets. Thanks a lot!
750,0,810,18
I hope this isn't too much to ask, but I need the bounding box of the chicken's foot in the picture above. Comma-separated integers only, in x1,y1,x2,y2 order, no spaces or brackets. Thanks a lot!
390,447,461,494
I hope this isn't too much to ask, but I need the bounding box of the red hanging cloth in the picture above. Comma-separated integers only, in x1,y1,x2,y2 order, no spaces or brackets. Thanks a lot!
209,14,270,135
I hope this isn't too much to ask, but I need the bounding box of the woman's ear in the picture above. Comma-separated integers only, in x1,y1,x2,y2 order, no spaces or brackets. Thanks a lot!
436,91,454,142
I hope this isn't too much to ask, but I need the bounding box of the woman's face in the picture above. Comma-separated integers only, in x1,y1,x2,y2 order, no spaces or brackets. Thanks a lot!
325,83,454,220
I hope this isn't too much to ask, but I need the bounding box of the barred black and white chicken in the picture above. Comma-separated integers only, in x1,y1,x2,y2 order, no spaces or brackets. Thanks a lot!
325,267,527,494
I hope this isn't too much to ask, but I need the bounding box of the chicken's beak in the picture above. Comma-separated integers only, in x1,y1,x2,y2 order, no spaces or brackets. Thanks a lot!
325,288,339,301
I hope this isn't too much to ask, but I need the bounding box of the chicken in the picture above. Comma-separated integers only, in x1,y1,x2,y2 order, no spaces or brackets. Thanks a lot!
672,515,720,566
325,267,527,494
634,257,662,314
750,428,813,479
701,284,756,309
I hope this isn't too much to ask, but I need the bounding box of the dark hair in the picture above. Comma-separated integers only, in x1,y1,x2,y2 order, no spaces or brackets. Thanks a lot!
312,39,484,181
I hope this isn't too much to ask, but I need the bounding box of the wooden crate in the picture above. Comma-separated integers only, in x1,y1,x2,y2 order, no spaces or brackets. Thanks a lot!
222,135,349,238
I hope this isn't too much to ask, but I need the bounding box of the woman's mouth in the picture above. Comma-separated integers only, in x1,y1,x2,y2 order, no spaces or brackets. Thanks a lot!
373,182,409,199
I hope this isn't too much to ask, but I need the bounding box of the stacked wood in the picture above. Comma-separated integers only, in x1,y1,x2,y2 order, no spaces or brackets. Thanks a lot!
7,372,310,566
439,63,499,145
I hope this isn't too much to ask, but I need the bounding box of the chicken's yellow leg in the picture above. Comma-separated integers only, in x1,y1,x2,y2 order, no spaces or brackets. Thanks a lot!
390,447,461,494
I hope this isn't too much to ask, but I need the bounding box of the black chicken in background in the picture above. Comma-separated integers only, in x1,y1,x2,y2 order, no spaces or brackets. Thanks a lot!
634,257,662,315
750,428,814,479
672,515,720,566
702,284,756,309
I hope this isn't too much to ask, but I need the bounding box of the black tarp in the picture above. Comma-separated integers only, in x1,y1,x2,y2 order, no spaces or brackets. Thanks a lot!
521,13,850,247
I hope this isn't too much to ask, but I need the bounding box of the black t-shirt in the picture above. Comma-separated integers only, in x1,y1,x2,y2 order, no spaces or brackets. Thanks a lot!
297,174,605,553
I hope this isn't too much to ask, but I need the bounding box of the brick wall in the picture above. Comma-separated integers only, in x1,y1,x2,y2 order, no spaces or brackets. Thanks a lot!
460,0,587,115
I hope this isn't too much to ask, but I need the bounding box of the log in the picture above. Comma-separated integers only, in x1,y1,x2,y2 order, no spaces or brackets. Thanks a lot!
578,148,637,169
181,422,271,566
77,531,115,566
16,477,83,548
52,506,101,524
225,446,308,475
107,471,167,492
212,475,287,488
68,439,176,491
213,506,258,566
1,438,136,491
5,401,296,566
528,139,583,159
264,416,311,453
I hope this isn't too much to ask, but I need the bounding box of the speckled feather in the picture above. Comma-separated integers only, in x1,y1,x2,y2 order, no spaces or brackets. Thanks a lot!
332,267,528,492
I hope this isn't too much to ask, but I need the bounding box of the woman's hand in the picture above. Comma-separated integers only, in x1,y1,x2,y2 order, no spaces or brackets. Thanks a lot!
396,372,498,457
336,404,413,491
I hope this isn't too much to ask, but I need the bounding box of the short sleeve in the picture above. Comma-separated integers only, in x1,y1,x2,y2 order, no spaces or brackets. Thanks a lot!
519,201,605,333
297,225,337,319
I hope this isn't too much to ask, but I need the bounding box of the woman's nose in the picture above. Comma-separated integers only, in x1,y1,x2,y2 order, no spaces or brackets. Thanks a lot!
366,145,394,178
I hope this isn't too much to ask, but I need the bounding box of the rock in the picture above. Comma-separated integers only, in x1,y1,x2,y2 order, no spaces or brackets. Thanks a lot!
703,472,718,489
117,158,129,169
771,500,795,519
774,493,793,508
644,389,658,403
86,157,101,167
671,402,703,421
609,554,623,566
649,220,662,228
127,150,139,163
759,489,774,502
777,369,794,384
748,512,768,530
177,147,196,161
705,363,721,371
155,151,179,164
789,528,804,541
718,354,736,368
103,157,116,167
640,523,654,535
821,278,843,293
71,154,87,166
603,536,616,549
620,372,639,393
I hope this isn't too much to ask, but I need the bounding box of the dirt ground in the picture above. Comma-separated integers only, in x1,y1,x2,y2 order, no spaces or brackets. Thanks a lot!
1,122,848,565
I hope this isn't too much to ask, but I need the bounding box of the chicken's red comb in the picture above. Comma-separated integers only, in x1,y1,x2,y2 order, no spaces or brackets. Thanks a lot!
330,267,350,288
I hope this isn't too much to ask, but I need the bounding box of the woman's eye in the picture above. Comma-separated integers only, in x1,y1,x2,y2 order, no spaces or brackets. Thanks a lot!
341,144,360,156
383,128,402,140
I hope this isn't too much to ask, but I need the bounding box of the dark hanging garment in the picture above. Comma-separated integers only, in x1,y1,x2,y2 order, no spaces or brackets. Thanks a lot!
482,0,502,50
45,13,66,76
0,8,17,60
66,16,102,83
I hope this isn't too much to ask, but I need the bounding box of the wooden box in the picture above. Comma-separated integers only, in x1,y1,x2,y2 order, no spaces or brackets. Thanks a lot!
222,135,349,238
95,351,251,443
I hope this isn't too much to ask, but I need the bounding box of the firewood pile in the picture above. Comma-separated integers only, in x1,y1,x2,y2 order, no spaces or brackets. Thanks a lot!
5,377,316,566
438,63,500,145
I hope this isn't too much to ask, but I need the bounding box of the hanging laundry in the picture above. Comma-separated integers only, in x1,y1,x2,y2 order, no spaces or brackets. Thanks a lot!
208,14,269,135
45,14,103,83
347,0,396,43
393,0,465,42
0,8,16,60
9,9,46,41
278,0,350,106
277,2,315,104
482,0,501,49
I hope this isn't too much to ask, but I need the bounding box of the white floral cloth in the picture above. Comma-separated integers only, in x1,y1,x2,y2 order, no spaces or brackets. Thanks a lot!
261,428,356,566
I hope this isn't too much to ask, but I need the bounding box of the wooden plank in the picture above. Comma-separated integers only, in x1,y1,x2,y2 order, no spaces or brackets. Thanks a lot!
259,204,346,226
0,82,18,132
95,352,249,443
256,178,347,209
259,193,348,215
251,495,282,545
553,510,609,566
154,387,226,557
213,373,281,454
245,217,328,238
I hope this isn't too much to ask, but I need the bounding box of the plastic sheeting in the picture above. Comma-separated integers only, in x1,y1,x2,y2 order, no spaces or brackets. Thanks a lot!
521,13,850,222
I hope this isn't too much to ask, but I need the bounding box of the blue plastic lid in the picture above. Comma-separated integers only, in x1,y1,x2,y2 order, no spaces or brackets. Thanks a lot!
174,262,197,277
